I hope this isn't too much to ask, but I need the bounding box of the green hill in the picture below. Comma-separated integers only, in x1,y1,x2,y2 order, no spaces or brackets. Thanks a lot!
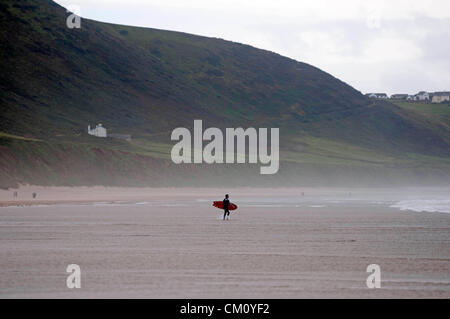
0,0,449,188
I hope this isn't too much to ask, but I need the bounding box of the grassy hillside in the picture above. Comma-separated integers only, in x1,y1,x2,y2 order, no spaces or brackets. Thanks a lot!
2,0,366,136
0,0,449,187
2,132,449,189
391,101,450,131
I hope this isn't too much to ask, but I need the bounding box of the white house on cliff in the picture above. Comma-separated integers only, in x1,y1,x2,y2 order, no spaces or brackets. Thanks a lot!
88,124,107,137
431,92,450,103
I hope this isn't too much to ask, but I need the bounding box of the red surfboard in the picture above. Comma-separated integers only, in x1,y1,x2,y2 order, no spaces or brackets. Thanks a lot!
213,201,238,211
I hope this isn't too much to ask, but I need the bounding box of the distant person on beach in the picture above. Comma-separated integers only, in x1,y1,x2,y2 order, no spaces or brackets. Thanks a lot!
32,192,37,199
223,194,230,220
13,191,17,198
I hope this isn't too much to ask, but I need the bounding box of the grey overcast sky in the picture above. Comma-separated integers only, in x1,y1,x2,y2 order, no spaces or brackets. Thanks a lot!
54,0,450,95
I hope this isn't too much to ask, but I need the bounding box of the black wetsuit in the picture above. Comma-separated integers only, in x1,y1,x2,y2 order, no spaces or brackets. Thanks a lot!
223,198,230,220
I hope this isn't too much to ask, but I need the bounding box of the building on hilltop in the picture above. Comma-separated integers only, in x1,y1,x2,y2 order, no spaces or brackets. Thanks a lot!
88,124,107,137
431,92,450,104
390,94,409,100
414,91,430,101
365,93,388,99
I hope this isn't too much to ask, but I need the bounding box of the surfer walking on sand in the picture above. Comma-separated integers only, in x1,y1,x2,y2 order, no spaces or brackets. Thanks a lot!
223,194,230,220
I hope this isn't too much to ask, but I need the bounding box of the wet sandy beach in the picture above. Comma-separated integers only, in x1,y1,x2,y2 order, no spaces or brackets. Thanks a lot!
0,187,449,298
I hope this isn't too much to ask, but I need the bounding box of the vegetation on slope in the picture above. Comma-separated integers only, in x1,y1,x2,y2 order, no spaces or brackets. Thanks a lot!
0,0,449,187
